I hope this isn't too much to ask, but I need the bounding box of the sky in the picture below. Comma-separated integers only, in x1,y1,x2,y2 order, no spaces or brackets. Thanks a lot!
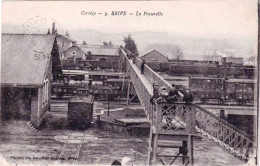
2,0,258,40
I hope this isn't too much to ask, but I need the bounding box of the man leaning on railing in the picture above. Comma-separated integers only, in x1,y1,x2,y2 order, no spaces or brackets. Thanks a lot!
166,84,183,103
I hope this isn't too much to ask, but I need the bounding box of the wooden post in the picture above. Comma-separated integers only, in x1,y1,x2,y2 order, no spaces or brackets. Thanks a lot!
147,127,153,165
188,135,194,166
126,79,131,107
220,109,225,120
151,133,158,165
182,140,188,164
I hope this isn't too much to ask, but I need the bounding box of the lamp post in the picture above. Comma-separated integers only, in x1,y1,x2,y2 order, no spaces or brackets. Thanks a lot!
107,90,111,116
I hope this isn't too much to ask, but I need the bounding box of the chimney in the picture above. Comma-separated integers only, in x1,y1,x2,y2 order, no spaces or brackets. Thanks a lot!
83,41,87,45
47,29,50,34
52,23,56,34
66,31,69,37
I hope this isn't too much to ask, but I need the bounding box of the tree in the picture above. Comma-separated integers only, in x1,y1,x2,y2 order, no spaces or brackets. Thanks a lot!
174,46,183,61
123,34,139,56
170,45,183,63
86,51,92,60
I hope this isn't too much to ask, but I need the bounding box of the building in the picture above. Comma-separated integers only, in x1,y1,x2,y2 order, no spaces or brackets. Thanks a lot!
140,50,169,62
1,34,62,128
221,57,244,66
79,44,119,62
62,45,88,60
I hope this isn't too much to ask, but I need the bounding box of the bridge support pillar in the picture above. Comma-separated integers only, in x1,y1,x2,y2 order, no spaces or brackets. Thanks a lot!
147,127,194,166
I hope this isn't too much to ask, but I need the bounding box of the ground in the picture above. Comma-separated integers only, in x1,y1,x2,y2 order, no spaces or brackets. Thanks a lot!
0,100,245,165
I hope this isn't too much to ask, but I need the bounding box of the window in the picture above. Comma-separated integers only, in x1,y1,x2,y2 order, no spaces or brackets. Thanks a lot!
42,79,49,107
72,51,76,55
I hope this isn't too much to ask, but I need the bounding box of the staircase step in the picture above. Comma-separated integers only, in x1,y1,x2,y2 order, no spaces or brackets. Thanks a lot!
157,154,188,158
158,144,183,149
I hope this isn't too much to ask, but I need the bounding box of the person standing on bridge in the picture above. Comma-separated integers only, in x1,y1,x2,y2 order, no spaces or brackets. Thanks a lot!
150,83,160,105
140,59,146,74
160,86,168,102
167,84,182,103
183,88,194,104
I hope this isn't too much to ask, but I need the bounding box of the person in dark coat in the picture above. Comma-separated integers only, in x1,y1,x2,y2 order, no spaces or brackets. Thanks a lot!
183,88,194,104
150,83,160,105
166,84,180,103
140,60,146,74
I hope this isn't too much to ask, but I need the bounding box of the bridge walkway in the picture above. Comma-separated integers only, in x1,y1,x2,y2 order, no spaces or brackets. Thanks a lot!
118,46,255,165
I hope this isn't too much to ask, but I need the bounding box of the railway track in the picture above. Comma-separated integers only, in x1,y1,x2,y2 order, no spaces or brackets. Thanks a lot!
57,130,87,164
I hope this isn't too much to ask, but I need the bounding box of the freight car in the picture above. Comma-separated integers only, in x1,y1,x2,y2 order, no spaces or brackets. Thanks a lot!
90,85,121,100
189,77,224,104
168,63,255,79
52,83,89,99
189,77,255,105
225,79,255,105
61,58,119,71
52,74,89,99
168,64,220,77
68,96,94,129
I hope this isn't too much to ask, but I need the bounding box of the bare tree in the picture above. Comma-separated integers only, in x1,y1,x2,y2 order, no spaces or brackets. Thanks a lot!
171,46,183,63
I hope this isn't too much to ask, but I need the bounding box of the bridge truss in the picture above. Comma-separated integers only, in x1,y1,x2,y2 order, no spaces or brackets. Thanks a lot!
118,46,256,165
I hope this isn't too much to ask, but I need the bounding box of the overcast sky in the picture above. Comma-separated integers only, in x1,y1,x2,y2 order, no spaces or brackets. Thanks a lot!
2,0,257,40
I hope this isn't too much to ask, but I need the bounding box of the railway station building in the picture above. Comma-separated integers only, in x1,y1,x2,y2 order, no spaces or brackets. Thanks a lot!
1,34,62,128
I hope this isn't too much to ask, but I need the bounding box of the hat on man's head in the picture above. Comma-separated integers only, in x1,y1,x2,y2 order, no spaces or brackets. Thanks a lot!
171,84,176,87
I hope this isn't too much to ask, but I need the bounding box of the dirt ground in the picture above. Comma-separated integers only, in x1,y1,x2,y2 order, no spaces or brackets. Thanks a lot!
0,100,246,165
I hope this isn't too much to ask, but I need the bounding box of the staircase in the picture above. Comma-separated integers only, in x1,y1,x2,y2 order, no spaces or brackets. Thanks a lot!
50,100,68,113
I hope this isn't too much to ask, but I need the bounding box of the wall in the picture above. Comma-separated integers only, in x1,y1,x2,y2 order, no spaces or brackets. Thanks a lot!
92,55,119,62
31,56,52,128
1,87,37,121
63,47,85,60
141,51,168,63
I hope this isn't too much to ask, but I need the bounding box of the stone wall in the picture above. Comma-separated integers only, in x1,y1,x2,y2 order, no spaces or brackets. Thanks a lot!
98,120,150,137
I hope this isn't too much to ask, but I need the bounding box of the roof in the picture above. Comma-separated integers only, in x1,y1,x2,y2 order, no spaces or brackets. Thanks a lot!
79,44,119,56
63,45,88,55
1,34,56,86
140,50,168,59
58,34,77,43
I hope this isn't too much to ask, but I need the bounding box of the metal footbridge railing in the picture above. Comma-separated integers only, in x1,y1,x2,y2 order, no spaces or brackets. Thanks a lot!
118,46,255,162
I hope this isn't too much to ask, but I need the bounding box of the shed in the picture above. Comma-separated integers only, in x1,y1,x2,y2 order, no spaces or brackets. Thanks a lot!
1,33,62,128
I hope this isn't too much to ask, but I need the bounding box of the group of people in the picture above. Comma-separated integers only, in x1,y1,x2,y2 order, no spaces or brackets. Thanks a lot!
150,83,193,105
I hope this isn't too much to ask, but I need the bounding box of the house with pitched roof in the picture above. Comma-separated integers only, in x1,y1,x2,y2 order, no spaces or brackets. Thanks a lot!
79,44,119,62
63,45,88,60
140,50,169,62
1,33,62,128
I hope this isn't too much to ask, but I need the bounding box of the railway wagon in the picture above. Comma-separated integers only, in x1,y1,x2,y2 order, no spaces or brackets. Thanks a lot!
225,79,254,105
146,62,170,72
189,77,255,105
169,64,219,77
189,77,224,103
68,96,94,129
90,86,121,100
168,63,255,79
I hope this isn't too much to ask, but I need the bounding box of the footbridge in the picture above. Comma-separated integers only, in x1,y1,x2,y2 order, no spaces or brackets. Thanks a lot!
118,46,255,165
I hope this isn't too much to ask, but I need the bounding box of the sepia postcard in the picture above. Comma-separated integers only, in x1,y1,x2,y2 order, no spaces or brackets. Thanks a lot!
0,0,259,166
